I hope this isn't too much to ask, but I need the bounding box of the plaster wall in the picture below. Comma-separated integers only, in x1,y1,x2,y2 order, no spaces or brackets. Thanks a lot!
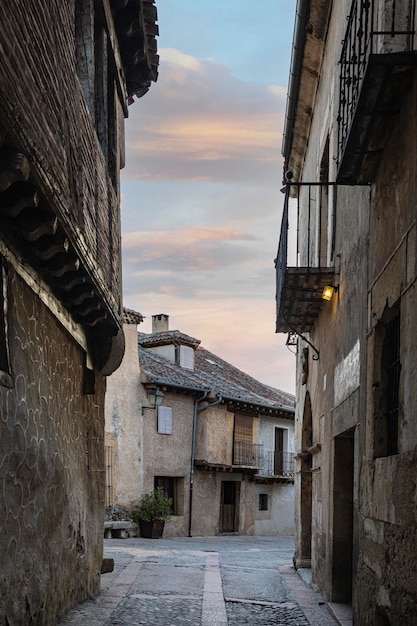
192,472,255,536
105,322,145,505
147,344,176,363
195,405,234,466
192,471,220,536
141,390,194,537
257,415,295,453
254,483,294,536
255,416,295,535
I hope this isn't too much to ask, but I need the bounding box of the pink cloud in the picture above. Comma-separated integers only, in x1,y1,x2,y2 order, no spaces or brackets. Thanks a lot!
122,49,286,183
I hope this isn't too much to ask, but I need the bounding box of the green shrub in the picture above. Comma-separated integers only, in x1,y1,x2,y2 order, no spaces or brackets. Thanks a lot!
131,488,172,523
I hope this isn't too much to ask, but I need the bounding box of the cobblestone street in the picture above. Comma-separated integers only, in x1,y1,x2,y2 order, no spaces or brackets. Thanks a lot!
58,537,351,626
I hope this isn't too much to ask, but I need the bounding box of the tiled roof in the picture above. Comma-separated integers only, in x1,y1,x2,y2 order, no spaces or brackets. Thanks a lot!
138,330,201,348
196,347,294,410
123,308,144,325
138,340,294,416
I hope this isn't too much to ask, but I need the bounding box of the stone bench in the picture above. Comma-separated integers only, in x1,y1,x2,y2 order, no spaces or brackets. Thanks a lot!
104,520,136,539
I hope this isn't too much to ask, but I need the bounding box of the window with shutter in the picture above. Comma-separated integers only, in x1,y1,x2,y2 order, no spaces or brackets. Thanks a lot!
179,345,194,369
157,406,173,434
259,493,268,511
234,414,253,443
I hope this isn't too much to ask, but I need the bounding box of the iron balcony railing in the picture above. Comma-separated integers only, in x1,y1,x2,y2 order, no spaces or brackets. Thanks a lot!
275,181,336,335
233,441,263,468
257,451,295,479
337,0,416,169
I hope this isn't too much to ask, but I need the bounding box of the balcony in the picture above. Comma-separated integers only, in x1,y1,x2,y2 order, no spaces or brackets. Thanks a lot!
257,451,295,481
275,183,335,334
337,0,417,184
233,441,263,469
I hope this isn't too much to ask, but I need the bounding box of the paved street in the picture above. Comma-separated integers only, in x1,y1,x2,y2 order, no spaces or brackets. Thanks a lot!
58,536,351,626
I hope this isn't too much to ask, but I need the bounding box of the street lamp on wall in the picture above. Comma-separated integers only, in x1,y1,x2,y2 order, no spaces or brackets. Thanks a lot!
322,285,338,301
142,387,164,413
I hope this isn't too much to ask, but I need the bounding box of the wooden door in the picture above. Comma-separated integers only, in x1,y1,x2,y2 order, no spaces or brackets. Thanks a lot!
274,427,284,474
220,481,239,533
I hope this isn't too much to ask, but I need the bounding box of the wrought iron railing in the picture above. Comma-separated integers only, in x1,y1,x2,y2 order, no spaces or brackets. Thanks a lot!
275,184,290,329
337,0,416,166
258,451,295,479
233,441,263,468
275,182,336,329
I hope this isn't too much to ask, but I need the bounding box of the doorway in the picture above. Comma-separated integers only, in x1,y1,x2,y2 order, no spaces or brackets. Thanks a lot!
220,481,240,533
274,427,284,474
299,393,313,566
332,430,354,602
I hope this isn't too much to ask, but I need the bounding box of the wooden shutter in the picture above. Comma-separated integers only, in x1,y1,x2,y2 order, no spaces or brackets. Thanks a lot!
179,345,194,369
157,406,173,434
234,414,253,443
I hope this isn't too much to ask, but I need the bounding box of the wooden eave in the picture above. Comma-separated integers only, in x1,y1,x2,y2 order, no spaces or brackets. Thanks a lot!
0,159,123,373
255,475,294,484
336,53,417,184
276,266,335,333
111,0,159,102
283,0,332,180
195,461,237,474
225,399,294,419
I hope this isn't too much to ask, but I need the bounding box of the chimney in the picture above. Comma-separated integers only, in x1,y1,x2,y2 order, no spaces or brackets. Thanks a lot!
152,314,169,333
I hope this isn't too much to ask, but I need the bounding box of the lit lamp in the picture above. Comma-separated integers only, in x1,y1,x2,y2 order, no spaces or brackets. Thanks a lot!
322,285,336,301
142,387,164,413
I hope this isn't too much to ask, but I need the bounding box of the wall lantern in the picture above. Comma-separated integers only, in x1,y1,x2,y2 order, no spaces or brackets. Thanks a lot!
142,387,164,413
322,285,338,301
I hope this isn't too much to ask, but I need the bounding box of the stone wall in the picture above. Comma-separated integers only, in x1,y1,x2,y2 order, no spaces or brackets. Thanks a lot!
0,269,105,625
354,70,417,626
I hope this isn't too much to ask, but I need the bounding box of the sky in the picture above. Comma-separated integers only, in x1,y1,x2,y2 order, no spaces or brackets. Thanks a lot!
121,0,296,394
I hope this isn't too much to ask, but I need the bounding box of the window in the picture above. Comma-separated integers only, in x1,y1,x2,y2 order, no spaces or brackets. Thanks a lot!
374,302,401,457
75,0,119,188
157,406,173,434
179,345,194,369
154,476,184,515
259,493,268,511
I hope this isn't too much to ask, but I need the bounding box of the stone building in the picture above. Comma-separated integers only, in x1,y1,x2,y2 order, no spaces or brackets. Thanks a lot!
276,0,417,623
0,2,158,624
105,312,295,537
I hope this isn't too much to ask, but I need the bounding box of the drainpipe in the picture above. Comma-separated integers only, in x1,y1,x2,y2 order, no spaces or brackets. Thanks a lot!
188,391,223,537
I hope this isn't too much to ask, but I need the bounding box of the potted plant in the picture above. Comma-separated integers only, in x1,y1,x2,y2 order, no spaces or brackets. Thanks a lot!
131,487,172,539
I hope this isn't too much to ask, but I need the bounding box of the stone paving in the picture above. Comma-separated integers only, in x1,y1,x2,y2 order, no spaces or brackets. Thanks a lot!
57,536,348,626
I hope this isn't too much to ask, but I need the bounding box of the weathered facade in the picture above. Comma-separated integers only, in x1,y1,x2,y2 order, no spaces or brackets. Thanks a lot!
105,312,295,537
0,2,158,624
276,1,417,623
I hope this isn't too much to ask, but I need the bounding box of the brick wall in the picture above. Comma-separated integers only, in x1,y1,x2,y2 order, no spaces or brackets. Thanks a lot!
0,0,122,319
